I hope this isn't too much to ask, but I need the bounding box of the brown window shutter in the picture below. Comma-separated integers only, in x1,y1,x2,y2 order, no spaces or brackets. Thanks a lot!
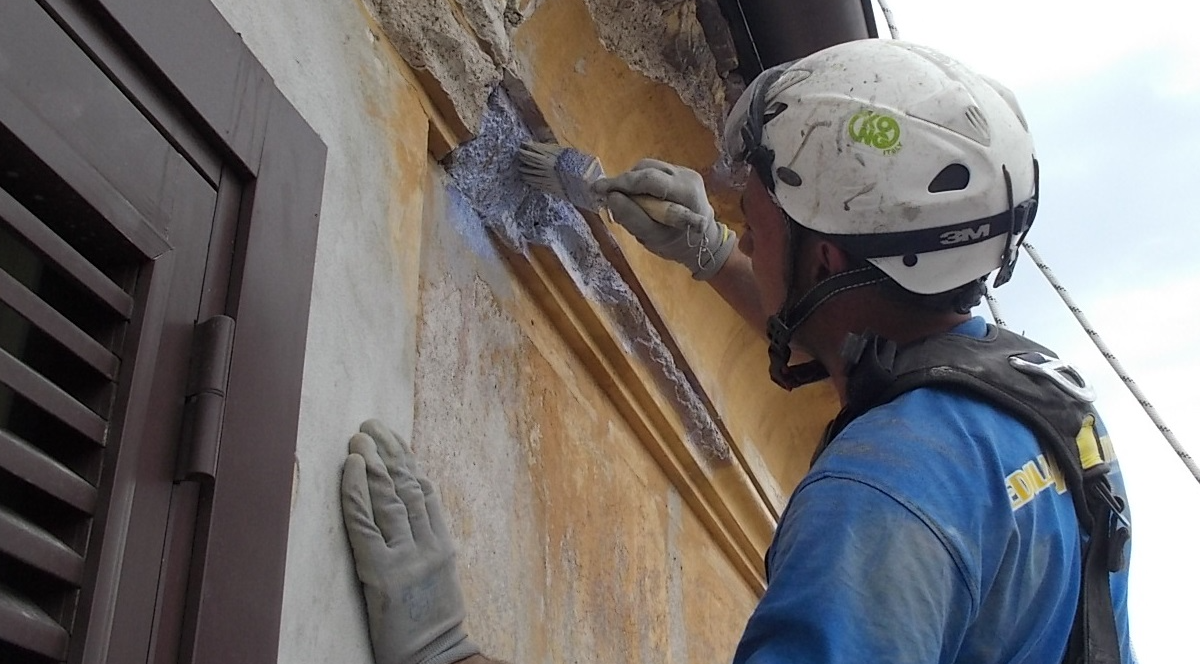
0,183,135,662
1,1,324,661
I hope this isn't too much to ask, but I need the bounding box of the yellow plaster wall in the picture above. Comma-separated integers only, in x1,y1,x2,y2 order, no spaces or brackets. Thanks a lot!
361,0,845,657
511,0,841,502
412,163,758,662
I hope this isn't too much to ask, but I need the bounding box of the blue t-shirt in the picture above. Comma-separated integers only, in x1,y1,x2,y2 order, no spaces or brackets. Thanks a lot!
732,318,1134,664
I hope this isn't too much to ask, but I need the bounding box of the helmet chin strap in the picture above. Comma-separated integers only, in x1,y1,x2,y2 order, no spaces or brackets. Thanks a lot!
766,202,889,391
736,66,890,390
766,264,890,390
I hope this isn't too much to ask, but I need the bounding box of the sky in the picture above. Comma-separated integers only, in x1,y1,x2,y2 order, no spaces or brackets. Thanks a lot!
884,1,1200,660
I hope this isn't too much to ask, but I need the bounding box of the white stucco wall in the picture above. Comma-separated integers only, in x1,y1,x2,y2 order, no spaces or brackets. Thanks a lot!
206,0,424,660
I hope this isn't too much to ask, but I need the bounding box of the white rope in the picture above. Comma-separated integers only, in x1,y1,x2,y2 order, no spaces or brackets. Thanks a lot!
983,284,1007,328
1023,242,1200,484
876,0,900,39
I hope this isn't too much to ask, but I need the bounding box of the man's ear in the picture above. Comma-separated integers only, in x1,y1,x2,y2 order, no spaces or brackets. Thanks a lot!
812,238,854,281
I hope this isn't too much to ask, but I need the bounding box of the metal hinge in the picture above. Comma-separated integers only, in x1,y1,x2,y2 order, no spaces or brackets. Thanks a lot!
176,315,235,483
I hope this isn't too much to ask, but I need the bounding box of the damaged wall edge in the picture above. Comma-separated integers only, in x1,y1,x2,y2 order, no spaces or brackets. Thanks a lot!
442,88,777,591
377,0,495,127
355,0,476,158
447,89,731,463
583,0,733,137
370,0,745,157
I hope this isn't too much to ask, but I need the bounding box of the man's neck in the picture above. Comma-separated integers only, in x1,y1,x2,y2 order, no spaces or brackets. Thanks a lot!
821,305,973,405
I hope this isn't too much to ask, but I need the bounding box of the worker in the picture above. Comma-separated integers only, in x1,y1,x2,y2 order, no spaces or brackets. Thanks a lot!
340,39,1135,664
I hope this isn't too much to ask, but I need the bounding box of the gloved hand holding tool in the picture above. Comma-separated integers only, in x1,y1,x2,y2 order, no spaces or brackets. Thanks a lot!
515,142,736,282
592,159,736,281
341,420,480,664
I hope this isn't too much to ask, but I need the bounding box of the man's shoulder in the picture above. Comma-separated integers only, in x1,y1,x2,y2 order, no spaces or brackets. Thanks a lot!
823,386,1035,465
805,387,1041,517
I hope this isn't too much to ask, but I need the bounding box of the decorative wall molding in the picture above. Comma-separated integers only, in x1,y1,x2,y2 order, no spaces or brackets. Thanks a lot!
396,1,790,595
498,233,775,593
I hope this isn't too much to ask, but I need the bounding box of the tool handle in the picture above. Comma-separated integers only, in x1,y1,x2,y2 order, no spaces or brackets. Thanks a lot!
629,194,687,229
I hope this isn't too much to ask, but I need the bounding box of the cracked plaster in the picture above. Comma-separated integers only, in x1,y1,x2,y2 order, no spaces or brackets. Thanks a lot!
369,0,500,132
582,0,739,134
371,0,740,140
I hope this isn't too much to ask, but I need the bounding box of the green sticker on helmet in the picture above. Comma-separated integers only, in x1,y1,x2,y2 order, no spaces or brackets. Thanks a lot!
849,110,902,154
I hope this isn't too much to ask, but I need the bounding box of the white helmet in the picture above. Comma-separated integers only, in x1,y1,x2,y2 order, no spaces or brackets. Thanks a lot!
724,39,1038,295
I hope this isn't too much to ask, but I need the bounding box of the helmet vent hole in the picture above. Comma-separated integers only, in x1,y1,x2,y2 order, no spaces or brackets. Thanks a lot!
929,164,970,193
775,167,802,187
764,102,788,124
903,254,919,267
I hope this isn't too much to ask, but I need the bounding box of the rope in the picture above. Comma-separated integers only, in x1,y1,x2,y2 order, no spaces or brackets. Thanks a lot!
876,0,900,39
983,284,1007,328
1022,242,1200,484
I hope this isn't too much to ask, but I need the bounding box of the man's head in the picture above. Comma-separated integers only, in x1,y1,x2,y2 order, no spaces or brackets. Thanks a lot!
724,39,1039,390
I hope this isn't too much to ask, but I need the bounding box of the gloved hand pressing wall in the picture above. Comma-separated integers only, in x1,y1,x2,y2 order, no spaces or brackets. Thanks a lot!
341,420,481,664
592,159,736,281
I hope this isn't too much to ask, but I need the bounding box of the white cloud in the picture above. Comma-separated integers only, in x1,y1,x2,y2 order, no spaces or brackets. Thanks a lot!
886,0,1200,95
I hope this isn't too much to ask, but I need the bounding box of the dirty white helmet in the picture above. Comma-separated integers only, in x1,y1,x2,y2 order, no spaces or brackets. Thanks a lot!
724,39,1038,295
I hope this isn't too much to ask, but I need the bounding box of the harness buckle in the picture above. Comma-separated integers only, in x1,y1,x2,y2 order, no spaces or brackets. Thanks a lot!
1009,352,1096,403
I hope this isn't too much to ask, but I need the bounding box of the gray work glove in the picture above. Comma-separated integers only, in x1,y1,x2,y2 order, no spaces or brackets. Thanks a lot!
592,159,736,280
341,420,480,664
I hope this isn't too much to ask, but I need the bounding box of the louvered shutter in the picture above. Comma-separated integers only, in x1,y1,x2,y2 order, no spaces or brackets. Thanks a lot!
0,3,222,661
0,183,135,662
0,1,324,661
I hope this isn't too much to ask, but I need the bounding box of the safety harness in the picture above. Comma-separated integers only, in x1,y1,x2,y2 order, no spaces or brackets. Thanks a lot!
812,324,1130,664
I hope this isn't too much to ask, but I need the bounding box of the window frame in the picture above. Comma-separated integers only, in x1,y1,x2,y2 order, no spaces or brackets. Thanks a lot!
34,0,326,661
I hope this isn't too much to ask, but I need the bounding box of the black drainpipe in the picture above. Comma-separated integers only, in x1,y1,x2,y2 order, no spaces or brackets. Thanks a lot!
717,0,878,79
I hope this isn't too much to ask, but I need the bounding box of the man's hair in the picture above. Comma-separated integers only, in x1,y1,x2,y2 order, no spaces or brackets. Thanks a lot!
879,277,986,315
